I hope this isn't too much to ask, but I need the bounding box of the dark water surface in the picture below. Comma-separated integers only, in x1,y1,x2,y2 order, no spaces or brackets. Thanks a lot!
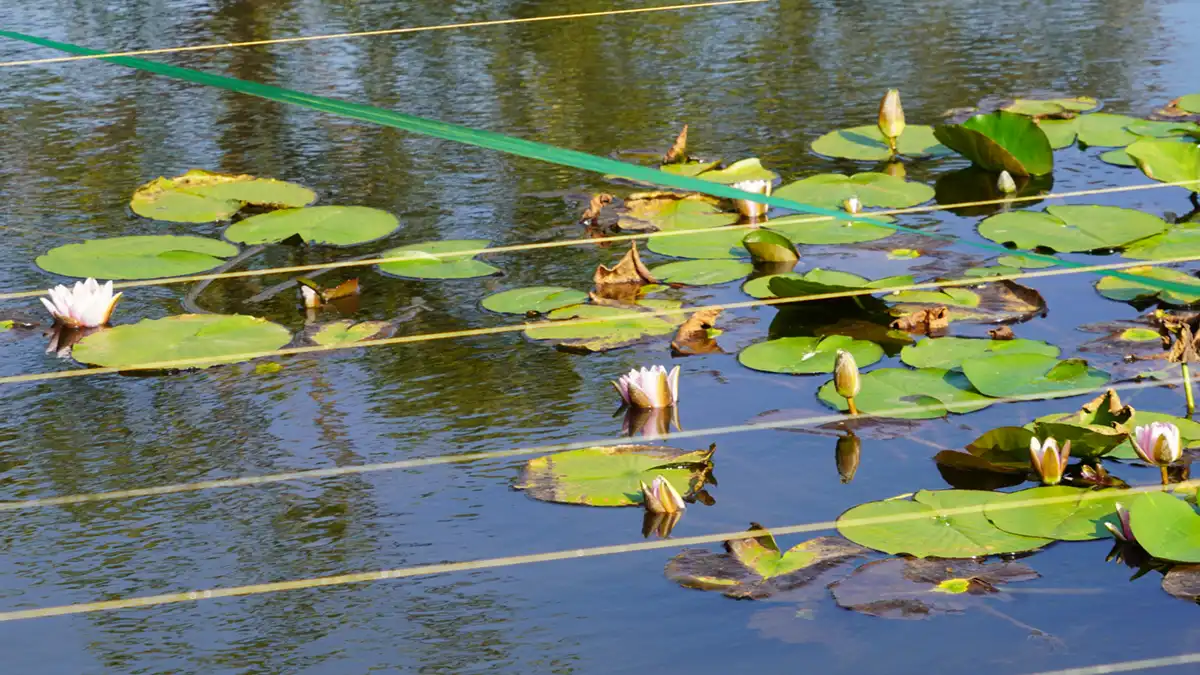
2,1,1200,672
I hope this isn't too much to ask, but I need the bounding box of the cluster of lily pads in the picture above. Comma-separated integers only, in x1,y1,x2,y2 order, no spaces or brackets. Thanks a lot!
9,89,1200,622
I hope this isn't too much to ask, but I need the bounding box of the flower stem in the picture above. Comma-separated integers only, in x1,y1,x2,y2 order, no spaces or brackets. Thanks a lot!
1184,364,1196,417
1161,465,1171,486
847,397,859,415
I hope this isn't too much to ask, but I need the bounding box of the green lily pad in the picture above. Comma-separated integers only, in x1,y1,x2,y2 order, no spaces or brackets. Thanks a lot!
763,213,895,245
523,301,681,352
1125,139,1200,192
886,280,1047,324
1095,265,1200,306
1126,120,1200,138
964,426,1039,469
1037,118,1080,149
1128,492,1200,563
837,489,1050,557
647,228,747,260
696,157,779,184
933,111,1054,176
513,444,714,507
738,335,884,375
649,260,752,286
901,337,1059,371
1003,96,1098,117
618,196,740,232
659,160,721,177
742,230,799,263
36,235,240,280
309,320,391,345
1099,148,1137,167
977,205,1168,252
72,314,292,370
1076,113,1142,147
963,265,1022,278
883,287,979,307
0,320,12,333
746,269,913,300
1107,411,1200,460
378,240,501,279
666,528,868,600
130,170,316,223
773,173,934,210
811,125,952,161
481,287,589,314
1123,224,1200,260
224,205,399,246
830,558,1039,618
1122,327,1163,341
961,354,1109,400
818,367,993,419
1177,93,1200,114
1027,389,1134,460
999,255,1057,269
984,486,1124,541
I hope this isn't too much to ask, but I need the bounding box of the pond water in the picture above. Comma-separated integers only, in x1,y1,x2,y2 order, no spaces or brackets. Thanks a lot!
2,0,1200,672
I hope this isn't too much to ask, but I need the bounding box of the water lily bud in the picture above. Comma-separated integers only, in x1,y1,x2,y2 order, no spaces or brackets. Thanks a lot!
1131,422,1182,466
835,432,861,484
612,365,680,410
1028,437,1070,486
878,89,906,152
997,170,1017,194
833,350,861,399
842,196,862,215
1104,502,1135,543
300,285,321,309
640,475,686,514
732,179,772,220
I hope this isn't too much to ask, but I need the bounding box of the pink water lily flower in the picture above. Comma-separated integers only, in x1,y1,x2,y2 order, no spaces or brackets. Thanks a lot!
640,475,686,514
1029,437,1070,486
612,365,680,409
1131,422,1182,466
40,278,121,328
1104,502,1135,543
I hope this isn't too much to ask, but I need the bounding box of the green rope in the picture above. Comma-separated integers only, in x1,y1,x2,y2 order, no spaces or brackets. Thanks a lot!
3,29,1198,294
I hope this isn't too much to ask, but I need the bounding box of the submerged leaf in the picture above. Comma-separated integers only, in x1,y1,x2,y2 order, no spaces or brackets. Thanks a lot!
830,558,1039,618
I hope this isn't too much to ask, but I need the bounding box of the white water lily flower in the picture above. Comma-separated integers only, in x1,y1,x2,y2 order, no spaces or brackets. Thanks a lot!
1131,422,1182,466
1028,437,1070,486
843,196,862,215
640,475,686,514
300,285,321,308
732,178,772,219
613,365,680,409
39,278,121,328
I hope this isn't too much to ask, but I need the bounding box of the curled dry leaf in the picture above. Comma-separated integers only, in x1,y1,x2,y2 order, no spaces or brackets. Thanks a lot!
662,124,689,164
671,308,723,356
593,242,658,301
988,325,1015,340
890,306,950,335
1167,323,1200,364
579,193,614,226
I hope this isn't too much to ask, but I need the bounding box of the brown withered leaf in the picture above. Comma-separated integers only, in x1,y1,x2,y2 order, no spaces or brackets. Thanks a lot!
1168,324,1200,364
579,193,614,226
662,124,688,164
593,242,657,301
671,308,723,356
890,306,950,335
988,326,1015,340
323,278,360,301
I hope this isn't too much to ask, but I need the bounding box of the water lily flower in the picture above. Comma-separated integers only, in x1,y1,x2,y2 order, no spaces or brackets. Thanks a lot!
878,89,906,154
640,475,686,514
843,196,862,215
732,179,772,220
1103,502,1135,543
1131,422,1182,466
1029,437,1070,485
613,365,680,409
833,350,862,415
300,285,321,309
40,278,121,328
997,170,1017,194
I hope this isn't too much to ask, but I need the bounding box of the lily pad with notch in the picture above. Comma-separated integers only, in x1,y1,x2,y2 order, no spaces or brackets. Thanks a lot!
36,235,240,280
774,172,934,210
130,169,316,223
225,205,400,246
1128,492,1200,563
763,213,896,245
617,194,739,232
514,443,715,507
72,314,292,370
1002,96,1098,118
977,205,1169,253
817,367,994,419
378,239,501,279
481,286,589,315
647,228,748,260
746,268,913,301
308,320,393,345
984,486,1125,541
738,335,884,375
961,353,1110,400
650,259,753,286
901,336,1059,371
1125,138,1200,193
523,301,682,352
1095,266,1200,307
812,125,952,161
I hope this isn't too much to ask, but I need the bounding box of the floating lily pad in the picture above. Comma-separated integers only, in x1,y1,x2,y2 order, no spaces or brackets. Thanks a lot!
659,160,721,177
696,158,779,184
961,354,1109,400
738,335,884,375
618,196,739,231
1095,266,1200,306
837,489,1050,558
647,228,747,259
978,205,1168,252
746,269,913,300
378,240,501,279
742,230,799,263
818,368,993,419
0,320,11,333
774,173,934,209
649,260,752,286
1003,96,1098,117
481,287,589,314
901,337,1059,371
830,558,1039,619
964,426,1040,469
1128,492,1200,563
1125,139,1200,192
1076,113,1142,147
72,314,292,370
885,280,1047,324
933,111,1054,176
763,214,895,245
523,302,681,352
666,529,868,600
999,255,1057,270
224,205,399,246
1122,224,1200,260
513,444,714,507
130,170,316,223
1028,390,1134,460
1177,94,1200,114
1099,148,1137,167
811,125,951,161
1037,118,1080,149
1126,120,1200,138
984,486,1124,541
309,320,391,345
36,235,239,280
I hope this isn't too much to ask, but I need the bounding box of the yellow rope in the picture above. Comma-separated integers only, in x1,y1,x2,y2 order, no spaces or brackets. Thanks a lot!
0,477,1192,622
2,179,1196,303
0,375,1183,512
0,0,769,68
1,255,1195,386
1023,654,1200,675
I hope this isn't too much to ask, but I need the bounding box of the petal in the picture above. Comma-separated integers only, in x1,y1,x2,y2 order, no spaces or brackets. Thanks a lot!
667,365,680,404
628,383,655,409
